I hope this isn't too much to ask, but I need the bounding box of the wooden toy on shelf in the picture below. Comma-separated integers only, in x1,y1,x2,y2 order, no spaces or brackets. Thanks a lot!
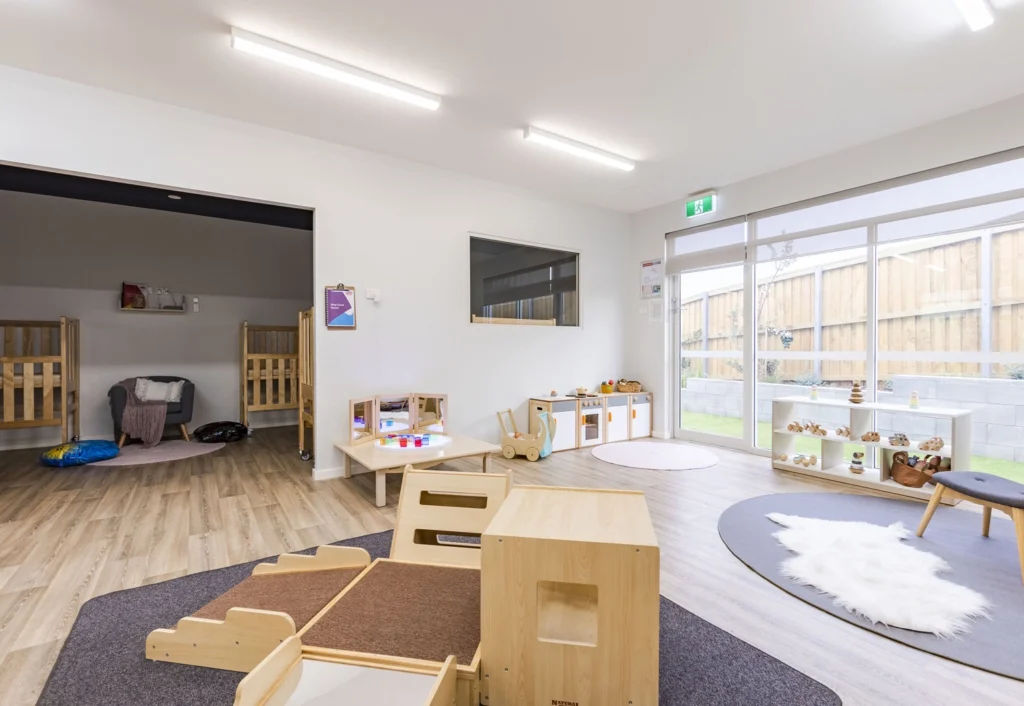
851,452,865,474
775,453,788,462
772,394,970,505
498,408,555,461
787,421,805,432
809,454,818,466
889,432,910,447
849,381,864,404
806,422,828,437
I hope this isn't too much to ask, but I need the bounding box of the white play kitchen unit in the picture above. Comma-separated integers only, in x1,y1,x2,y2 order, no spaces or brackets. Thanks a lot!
771,396,970,505
528,391,652,452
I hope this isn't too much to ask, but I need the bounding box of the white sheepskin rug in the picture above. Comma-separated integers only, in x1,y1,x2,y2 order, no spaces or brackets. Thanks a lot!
766,513,990,637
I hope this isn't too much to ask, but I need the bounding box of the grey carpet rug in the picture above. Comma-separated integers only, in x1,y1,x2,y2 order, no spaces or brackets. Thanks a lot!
719,493,1024,681
39,531,840,706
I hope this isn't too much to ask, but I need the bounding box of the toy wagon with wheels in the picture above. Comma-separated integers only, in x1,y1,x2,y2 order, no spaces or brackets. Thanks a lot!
497,408,554,461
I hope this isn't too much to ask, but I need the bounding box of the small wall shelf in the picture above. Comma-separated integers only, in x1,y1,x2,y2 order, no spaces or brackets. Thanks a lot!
771,395,971,505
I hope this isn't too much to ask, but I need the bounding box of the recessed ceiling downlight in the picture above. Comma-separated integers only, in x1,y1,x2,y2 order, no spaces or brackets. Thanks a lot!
523,127,635,172
952,0,994,31
230,28,441,111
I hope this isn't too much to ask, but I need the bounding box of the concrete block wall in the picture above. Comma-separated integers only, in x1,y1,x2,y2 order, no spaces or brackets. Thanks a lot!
680,374,1023,461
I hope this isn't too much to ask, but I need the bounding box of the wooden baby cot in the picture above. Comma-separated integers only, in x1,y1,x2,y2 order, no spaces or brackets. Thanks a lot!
298,307,315,460
240,322,299,428
0,318,80,443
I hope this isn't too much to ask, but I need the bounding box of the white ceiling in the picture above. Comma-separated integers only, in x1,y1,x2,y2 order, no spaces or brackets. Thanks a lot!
2,0,1024,213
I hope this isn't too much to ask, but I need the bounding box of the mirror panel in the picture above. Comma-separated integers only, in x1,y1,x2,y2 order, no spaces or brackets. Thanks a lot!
349,397,375,445
376,395,414,435
414,393,448,433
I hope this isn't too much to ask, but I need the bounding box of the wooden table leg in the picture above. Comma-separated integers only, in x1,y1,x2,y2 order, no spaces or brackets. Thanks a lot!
343,454,352,479
982,506,992,538
375,470,387,508
482,454,489,473
1012,508,1024,585
916,485,945,537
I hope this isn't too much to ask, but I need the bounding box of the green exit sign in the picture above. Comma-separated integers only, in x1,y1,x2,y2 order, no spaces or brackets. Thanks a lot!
686,193,716,218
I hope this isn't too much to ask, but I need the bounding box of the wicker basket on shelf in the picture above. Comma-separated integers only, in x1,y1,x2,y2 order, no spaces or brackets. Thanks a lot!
616,379,642,393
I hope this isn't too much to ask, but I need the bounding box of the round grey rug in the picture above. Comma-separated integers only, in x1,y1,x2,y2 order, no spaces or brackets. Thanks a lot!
719,493,1024,681
592,440,718,470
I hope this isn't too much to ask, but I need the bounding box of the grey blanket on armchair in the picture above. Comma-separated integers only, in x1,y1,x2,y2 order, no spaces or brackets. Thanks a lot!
115,378,167,447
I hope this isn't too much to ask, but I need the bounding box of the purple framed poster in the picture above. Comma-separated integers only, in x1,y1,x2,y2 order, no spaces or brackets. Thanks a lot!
325,285,356,329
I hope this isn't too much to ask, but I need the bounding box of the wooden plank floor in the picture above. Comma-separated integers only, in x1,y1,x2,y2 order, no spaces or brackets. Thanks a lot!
0,426,1019,705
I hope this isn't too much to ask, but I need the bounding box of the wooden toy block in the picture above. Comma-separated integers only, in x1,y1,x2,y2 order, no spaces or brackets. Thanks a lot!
390,468,511,569
481,486,660,706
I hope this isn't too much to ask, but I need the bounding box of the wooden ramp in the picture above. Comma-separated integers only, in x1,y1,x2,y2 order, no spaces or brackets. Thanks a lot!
147,546,370,672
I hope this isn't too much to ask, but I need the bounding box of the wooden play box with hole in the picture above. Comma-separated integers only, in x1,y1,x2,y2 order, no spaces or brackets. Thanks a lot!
481,486,660,706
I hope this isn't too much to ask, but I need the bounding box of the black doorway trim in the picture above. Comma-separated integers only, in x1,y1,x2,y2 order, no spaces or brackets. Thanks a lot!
0,163,313,231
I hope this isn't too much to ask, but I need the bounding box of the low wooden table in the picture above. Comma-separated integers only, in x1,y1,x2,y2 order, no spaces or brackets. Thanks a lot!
335,435,501,507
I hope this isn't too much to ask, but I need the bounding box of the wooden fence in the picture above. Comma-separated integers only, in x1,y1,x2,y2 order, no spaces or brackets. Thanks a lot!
680,228,1024,382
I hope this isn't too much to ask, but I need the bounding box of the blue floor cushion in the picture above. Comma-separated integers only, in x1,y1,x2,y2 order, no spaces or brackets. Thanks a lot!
40,440,120,467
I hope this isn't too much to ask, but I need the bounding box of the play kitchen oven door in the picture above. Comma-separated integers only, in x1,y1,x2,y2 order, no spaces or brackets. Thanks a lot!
578,398,604,447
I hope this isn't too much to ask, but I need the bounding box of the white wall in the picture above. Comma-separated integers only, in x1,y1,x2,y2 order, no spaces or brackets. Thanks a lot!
627,92,1024,436
0,286,309,449
0,67,630,476
0,191,313,448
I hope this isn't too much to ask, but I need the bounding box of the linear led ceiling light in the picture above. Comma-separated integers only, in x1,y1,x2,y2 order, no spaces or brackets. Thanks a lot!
523,126,635,171
230,28,441,111
952,0,994,31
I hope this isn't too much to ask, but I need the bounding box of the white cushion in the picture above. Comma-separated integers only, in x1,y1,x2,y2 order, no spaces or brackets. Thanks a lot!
135,378,184,403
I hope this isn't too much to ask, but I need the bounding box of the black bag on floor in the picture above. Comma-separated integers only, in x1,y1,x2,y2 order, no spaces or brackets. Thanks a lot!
192,421,249,443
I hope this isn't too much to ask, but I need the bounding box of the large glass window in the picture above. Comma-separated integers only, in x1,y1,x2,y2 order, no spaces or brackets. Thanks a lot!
669,148,1024,482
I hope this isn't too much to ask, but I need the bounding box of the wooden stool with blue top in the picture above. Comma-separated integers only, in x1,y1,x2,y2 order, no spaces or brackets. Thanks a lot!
917,471,1024,584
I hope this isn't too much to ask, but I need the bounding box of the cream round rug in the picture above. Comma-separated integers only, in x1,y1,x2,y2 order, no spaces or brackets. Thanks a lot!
591,440,718,470
91,440,226,467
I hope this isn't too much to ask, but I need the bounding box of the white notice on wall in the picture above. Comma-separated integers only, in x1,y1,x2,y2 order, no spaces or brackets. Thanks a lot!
648,299,664,323
640,258,663,299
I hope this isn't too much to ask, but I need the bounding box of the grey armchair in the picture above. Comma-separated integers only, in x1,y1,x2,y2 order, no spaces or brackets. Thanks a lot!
109,376,195,444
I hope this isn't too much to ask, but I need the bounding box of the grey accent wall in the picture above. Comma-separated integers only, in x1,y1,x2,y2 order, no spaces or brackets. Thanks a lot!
0,190,312,300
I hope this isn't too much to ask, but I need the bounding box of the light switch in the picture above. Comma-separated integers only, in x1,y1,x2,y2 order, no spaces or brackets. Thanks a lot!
366,288,380,301
192,297,200,313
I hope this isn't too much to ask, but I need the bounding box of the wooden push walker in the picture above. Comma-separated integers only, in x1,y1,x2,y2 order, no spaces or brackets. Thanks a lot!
496,408,555,462
147,467,660,706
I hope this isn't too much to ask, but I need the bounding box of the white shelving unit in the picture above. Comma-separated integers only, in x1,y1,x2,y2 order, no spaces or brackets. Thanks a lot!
771,396,971,505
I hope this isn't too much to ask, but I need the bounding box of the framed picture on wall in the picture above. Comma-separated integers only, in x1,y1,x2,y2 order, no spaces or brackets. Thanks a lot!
325,284,356,329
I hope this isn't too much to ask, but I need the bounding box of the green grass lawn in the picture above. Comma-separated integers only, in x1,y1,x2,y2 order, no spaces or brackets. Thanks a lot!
681,410,1024,483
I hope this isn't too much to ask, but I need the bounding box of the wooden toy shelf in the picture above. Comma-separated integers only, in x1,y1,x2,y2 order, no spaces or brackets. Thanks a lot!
771,396,971,505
